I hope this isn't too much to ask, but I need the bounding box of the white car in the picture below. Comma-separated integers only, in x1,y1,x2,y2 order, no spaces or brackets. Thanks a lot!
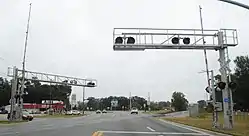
72,110,81,115
66,110,81,115
66,110,73,115
130,107,138,114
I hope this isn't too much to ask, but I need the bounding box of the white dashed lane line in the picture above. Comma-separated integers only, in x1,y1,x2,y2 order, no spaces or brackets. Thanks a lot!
100,130,208,135
146,126,156,132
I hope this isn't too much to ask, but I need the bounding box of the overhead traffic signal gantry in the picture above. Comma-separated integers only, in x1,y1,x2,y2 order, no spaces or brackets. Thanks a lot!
113,28,239,129
113,28,238,51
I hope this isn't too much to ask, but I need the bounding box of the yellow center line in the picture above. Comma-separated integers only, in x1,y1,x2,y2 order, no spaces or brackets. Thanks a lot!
92,131,99,136
97,131,103,136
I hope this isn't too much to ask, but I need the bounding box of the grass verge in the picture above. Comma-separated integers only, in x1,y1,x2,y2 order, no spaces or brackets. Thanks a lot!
143,110,172,114
163,113,249,136
0,120,28,125
34,114,85,118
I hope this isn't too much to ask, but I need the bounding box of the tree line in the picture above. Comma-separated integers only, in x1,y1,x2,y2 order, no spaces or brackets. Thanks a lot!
76,96,172,111
198,55,249,111
0,79,72,109
1,55,248,111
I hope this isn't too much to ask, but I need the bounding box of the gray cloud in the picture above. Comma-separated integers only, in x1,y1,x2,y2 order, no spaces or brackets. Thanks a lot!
0,0,249,103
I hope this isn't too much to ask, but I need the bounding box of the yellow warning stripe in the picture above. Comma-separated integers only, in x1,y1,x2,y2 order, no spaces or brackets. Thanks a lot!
97,132,103,136
92,131,103,136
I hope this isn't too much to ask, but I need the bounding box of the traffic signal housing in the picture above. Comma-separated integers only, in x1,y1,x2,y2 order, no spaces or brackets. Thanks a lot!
171,37,179,44
87,82,96,87
228,82,237,90
115,37,123,44
183,37,190,44
217,82,226,90
127,37,135,44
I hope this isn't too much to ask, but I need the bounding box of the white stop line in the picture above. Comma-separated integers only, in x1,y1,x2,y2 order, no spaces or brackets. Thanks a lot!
100,130,209,135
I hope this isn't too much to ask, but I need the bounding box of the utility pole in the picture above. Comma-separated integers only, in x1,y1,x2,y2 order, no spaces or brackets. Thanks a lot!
219,0,249,10
129,92,132,110
210,70,218,128
148,92,151,111
10,67,18,121
20,3,32,119
82,87,85,114
199,5,210,100
218,32,234,129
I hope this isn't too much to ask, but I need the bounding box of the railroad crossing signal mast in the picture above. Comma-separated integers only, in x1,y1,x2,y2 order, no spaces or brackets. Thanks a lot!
7,67,97,121
113,28,238,129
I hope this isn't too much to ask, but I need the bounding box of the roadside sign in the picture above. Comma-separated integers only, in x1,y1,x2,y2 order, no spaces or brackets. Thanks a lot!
224,98,229,102
111,100,118,107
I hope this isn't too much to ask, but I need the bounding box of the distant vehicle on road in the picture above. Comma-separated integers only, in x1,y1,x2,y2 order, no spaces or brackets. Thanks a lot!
72,110,81,115
102,109,107,113
130,107,138,114
66,110,73,115
0,109,8,114
96,110,101,114
65,110,81,115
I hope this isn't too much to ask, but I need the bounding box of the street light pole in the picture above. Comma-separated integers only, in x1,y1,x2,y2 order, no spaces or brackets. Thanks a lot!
129,92,132,110
218,0,249,10
199,5,210,101
82,87,85,114
20,3,32,120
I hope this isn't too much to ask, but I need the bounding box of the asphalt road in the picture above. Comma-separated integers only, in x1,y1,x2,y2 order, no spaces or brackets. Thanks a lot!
0,111,213,136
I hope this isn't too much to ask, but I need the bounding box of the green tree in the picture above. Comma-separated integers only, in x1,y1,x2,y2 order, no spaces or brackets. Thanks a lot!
233,56,249,110
171,91,188,111
0,78,11,106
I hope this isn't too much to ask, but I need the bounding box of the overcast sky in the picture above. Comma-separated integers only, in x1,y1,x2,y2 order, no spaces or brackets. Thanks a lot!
0,0,249,103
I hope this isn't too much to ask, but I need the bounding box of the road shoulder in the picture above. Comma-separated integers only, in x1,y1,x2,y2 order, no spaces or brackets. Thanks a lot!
159,119,231,136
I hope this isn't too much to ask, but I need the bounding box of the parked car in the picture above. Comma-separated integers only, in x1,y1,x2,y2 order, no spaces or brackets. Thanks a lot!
130,107,138,114
22,111,34,121
66,110,73,115
102,109,107,113
7,111,33,121
72,110,81,115
0,110,8,114
96,110,101,114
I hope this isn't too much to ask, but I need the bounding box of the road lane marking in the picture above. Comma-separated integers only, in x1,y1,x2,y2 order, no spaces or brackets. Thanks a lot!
146,126,155,132
100,130,208,135
97,131,103,136
92,131,99,136
112,114,115,117
159,119,213,136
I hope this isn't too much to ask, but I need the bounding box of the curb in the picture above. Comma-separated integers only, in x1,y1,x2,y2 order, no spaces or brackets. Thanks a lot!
159,119,231,136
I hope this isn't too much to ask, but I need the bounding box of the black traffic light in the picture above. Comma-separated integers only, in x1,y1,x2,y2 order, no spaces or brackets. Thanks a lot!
0,78,3,89
127,37,135,44
217,82,226,90
115,37,123,44
228,82,237,90
171,37,179,44
205,86,211,93
183,37,190,44
87,82,95,87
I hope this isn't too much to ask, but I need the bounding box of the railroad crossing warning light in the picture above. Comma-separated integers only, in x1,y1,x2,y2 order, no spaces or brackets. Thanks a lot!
217,82,226,90
127,37,135,44
183,37,190,44
205,86,211,93
115,37,123,44
0,78,3,88
171,37,179,44
228,82,237,90
87,82,95,87
171,37,190,45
